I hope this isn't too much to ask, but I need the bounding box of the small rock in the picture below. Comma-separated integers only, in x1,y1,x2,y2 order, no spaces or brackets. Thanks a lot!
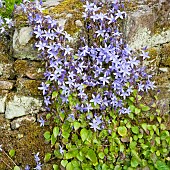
18,27,33,46
66,13,73,18
159,68,168,72
5,94,43,119
11,115,36,130
0,80,14,90
43,0,63,8
16,78,42,96
0,93,7,113
75,20,83,27
18,134,24,139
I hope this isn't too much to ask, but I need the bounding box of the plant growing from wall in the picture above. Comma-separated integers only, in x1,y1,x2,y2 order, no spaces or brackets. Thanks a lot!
0,0,170,169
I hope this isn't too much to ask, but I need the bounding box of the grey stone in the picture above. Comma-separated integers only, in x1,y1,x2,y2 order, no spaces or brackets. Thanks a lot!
75,20,83,27
10,115,36,130
0,93,7,113
43,0,63,8
125,2,170,49
13,28,39,60
5,95,43,119
0,64,3,76
18,27,33,46
159,68,169,72
0,62,14,79
0,80,14,90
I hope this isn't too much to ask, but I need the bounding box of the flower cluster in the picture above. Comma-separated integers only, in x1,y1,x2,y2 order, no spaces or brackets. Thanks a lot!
21,0,155,132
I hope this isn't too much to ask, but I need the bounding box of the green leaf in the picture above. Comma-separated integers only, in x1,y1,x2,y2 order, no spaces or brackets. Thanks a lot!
141,144,149,149
53,164,59,170
61,160,68,167
132,126,139,134
141,123,147,131
102,164,109,170
129,97,135,102
59,112,65,121
46,113,51,120
155,137,160,145
76,152,85,162
129,105,135,113
9,149,15,157
51,134,57,146
71,160,80,167
44,131,51,140
131,150,141,162
157,117,162,123
80,128,89,142
155,160,169,170
160,131,169,140
135,108,141,114
131,157,139,168
86,149,97,163
14,166,20,170
98,152,105,159
53,127,59,138
66,162,74,170
160,124,166,130
44,153,51,162
52,91,58,99
74,121,81,131
65,152,74,159
137,95,142,101
62,131,70,139
118,126,127,137
140,104,150,111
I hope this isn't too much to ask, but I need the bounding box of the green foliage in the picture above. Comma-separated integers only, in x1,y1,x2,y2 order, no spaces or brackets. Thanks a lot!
0,0,22,18
9,149,16,157
13,166,20,170
41,89,170,169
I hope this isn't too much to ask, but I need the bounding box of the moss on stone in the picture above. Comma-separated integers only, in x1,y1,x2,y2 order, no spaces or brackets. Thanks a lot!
14,60,28,77
160,43,170,66
24,80,42,96
49,0,83,15
147,47,158,60
0,120,52,169
16,78,42,96
45,0,83,35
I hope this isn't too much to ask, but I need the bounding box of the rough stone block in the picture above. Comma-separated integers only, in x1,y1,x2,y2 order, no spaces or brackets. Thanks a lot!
0,54,14,79
14,60,44,79
0,92,7,113
126,2,170,49
42,0,62,8
16,78,42,96
160,43,170,66
10,115,36,130
0,80,14,90
13,27,39,60
5,94,43,119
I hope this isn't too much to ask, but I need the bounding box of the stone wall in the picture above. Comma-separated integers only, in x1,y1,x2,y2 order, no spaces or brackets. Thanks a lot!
0,0,170,130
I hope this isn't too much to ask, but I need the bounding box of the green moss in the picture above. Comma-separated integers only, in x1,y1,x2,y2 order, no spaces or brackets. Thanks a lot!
14,60,28,77
160,43,170,66
147,47,158,60
49,0,83,15
124,1,138,11
0,121,52,169
16,78,42,96
24,80,42,96
44,0,83,35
